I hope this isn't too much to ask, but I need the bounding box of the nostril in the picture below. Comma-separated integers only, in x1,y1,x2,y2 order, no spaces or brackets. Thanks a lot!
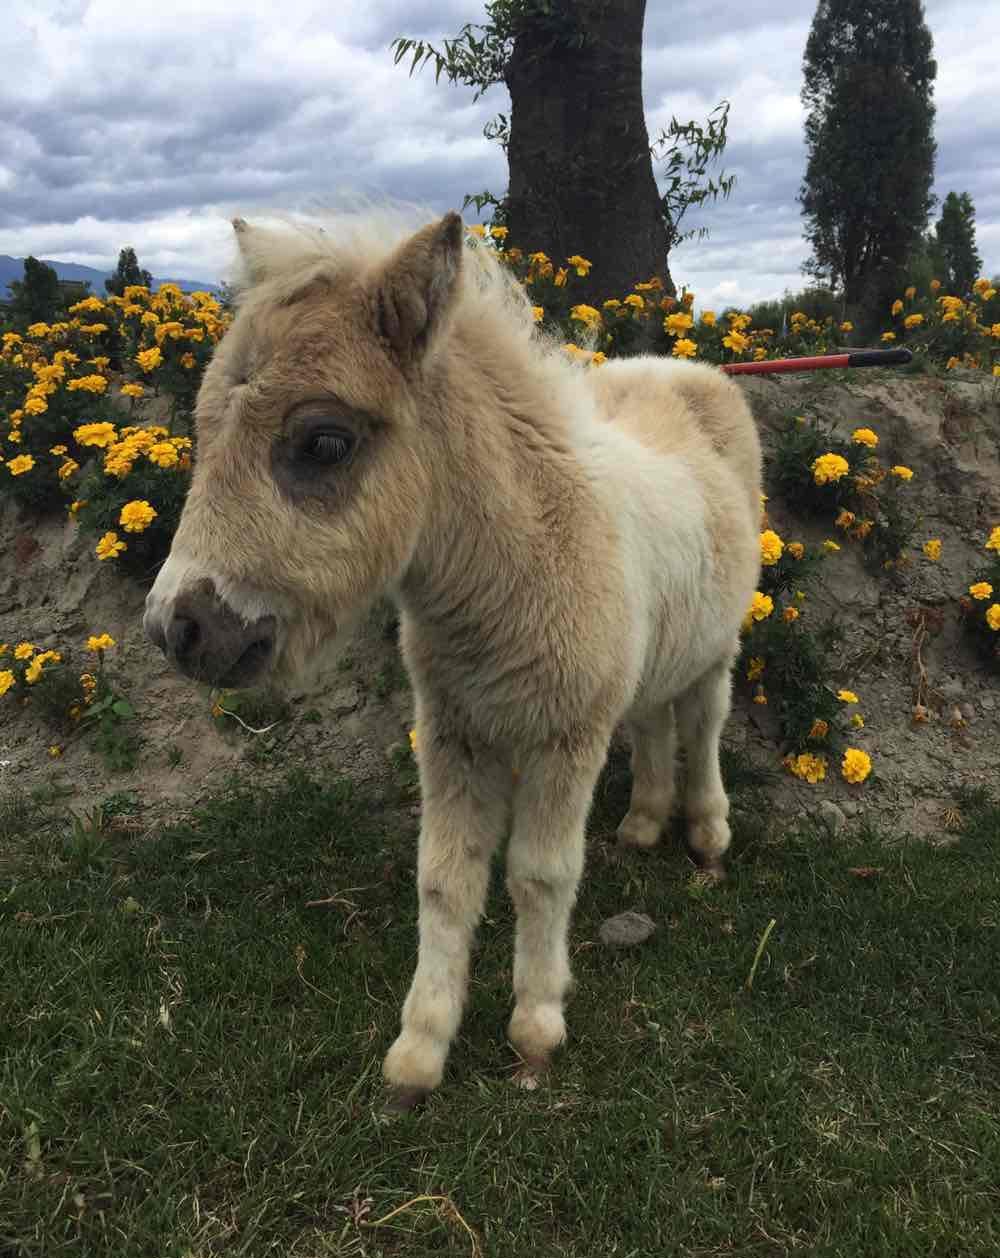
167,614,200,661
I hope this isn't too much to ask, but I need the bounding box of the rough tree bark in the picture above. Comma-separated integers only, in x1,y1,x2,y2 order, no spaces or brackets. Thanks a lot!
503,0,674,301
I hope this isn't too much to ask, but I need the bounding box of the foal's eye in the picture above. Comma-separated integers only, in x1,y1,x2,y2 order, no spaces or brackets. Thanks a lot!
304,431,354,465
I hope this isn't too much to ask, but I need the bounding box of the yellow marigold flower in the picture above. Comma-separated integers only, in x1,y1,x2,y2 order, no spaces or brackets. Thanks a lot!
851,427,878,448
753,348,767,361
6,430,22,444
839,321,853,333
589,352,606,367
58,459,79,481
812,452,849,485
985,526,1000,553
409,728,418,753
78,323,109,336
808,719,829,740
602,299,621,311
989,324,1000,340
904,286,916,300
672,338,697,359
27,322,51,337
50,444,68,455
880,331,896,342
14,642,36,660
48,745,63,758
752,688,768,705
903,313,923,329
822,539,841,553
837,689,859,704
6,454,35,476
969,581,994,600
722,331,750,353
850,713,865,728
890,465,913,480
69,500,86,516
841,748,872,784
787,542,805,560
0,669,15,696
946,355,960,369
891,300,903,316
973,277,991,296
986,605,1000,631
664,312,694,336
746,656,765,682
783,606,799,622
623,294,645,311
531,306,544,323
785,752,827,784
136,347,163,372
80,671,97,690
553,268,569,288
749,592,774,622
835,509,856,530
466,224,486,238
86,633,116,652
120,500,157,533
23,396,48,415
25,649,61,685
570,303,602,328
700,310,716,327
759,529,784,566
180,353,196,369
923,539,941,561
566,255,592,276
90,356,110,369
930,278,941,292
634,278,663,293
0,643,6,655
120,382,145,398
95,532,127,561
74,422,118,448
489,225,508,240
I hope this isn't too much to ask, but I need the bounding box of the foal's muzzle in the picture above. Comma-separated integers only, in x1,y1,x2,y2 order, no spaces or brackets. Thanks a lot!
145,577,275,688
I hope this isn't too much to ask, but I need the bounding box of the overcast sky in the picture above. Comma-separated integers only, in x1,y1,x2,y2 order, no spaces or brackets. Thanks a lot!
0,0,995,306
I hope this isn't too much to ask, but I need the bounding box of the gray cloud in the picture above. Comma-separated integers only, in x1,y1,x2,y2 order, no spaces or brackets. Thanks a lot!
0,0,994,304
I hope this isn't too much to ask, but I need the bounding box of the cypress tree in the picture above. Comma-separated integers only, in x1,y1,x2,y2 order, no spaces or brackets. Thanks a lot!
799,0,937,314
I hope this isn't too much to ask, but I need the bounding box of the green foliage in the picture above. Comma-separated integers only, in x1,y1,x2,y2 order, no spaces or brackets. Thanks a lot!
6,256,63,329
653,102,736,253
79,662,140,773
933,192,983,298
74,440,192,579
799,0,937,310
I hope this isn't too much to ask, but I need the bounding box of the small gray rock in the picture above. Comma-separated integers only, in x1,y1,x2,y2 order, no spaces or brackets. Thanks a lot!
961,702,975,722
840,800,861,818
599,911,657,949
818,800,847,833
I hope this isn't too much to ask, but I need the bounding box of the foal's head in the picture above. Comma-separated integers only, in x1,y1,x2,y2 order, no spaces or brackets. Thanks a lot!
144,211,465,687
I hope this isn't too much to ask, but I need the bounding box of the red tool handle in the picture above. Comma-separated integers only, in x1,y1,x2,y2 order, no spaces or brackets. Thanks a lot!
721,348,912,376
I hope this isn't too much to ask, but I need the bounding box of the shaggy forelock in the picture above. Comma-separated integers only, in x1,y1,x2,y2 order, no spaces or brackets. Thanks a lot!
226,205,582,377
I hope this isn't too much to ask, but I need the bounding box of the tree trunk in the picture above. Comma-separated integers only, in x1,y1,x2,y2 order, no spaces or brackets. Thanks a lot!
503,0,673,302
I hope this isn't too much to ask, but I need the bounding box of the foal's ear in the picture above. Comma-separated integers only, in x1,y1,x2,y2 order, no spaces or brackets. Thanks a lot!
371,212,464,366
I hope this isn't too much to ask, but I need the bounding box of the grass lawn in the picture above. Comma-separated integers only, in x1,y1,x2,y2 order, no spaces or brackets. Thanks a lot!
2,756,999,1257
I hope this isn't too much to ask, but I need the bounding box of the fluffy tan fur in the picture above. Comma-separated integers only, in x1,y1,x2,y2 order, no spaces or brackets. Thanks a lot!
145,209,762,1103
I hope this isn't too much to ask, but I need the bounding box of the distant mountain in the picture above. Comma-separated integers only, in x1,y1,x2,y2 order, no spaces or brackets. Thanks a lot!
0,255,220,300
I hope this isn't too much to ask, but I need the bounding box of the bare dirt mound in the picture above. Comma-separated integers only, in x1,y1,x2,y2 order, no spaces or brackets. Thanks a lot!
2,369,999,836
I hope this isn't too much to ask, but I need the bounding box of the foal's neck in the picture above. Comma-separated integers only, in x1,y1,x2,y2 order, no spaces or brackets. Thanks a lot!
398,344,593,636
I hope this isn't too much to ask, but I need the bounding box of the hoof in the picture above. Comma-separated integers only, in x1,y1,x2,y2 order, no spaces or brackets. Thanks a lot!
383,1086,429,1114
698,859,727,883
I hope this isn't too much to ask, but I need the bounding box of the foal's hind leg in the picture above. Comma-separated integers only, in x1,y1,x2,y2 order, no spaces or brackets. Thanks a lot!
617,704,677,850
675,657,735,878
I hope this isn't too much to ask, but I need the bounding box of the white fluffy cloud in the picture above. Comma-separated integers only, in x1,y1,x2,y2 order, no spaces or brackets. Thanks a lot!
0,0,995,306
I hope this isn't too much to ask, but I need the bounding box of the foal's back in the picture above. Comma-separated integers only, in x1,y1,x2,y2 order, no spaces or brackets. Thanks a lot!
588,355,761,526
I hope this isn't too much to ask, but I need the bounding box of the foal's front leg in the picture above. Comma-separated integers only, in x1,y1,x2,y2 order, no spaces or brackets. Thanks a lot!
505,738,608,1074
383,734,509,1106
